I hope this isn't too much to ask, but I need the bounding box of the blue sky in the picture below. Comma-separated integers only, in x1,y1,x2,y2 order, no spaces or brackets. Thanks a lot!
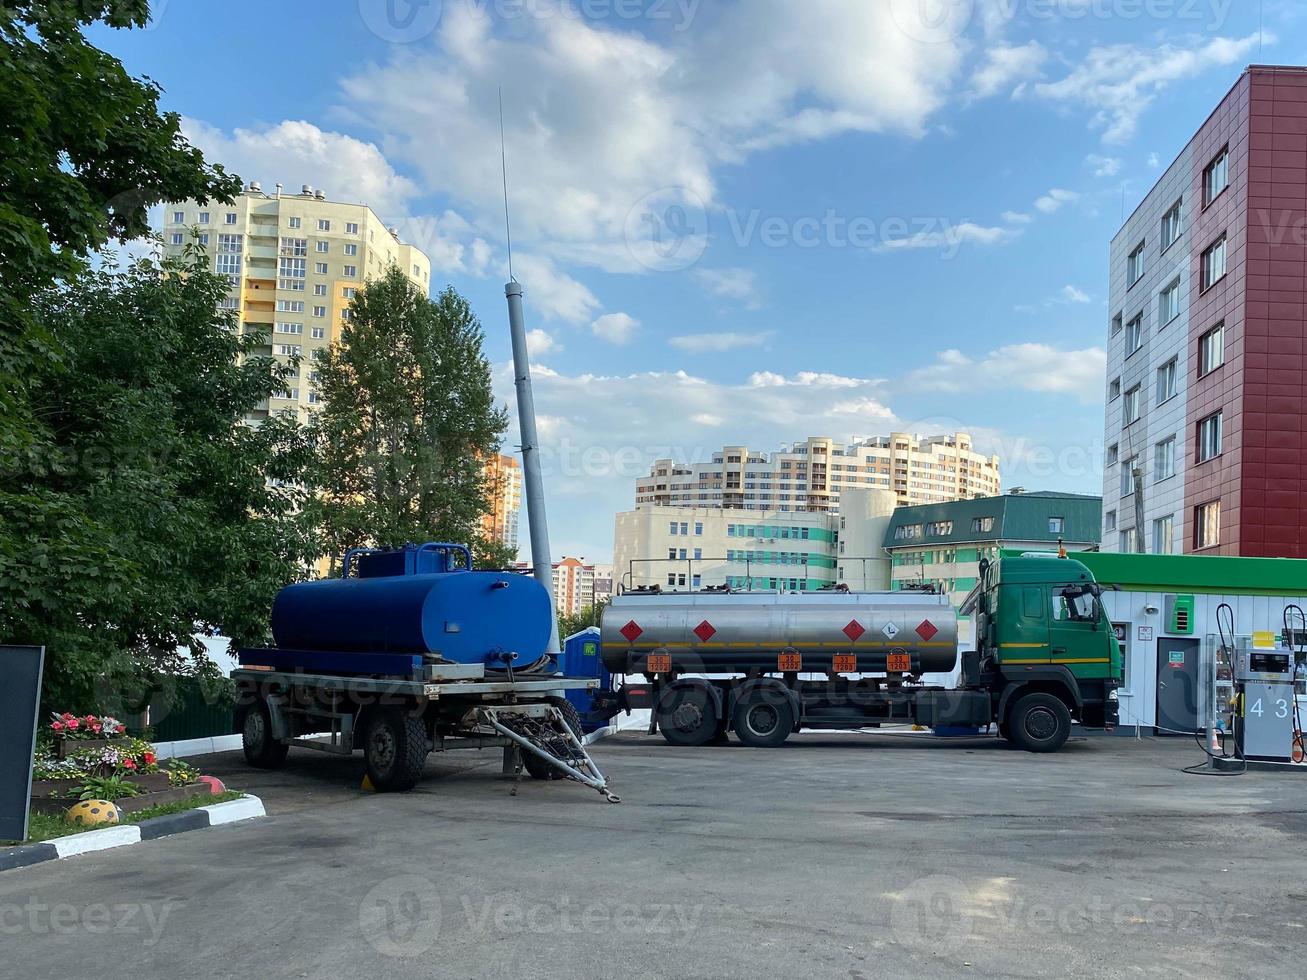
93,0,1304,562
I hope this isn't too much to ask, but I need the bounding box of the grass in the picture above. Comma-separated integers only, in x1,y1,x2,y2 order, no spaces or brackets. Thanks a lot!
2,790,246,846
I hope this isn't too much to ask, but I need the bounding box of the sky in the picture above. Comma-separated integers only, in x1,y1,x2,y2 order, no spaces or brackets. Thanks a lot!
91,0,1306,563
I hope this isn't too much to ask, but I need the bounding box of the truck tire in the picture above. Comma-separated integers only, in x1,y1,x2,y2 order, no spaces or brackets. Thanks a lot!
1007,693,1072,753
364,706,429,792
523,698,583,781
732,689,795,748
237,698,289,769
656,684,719,747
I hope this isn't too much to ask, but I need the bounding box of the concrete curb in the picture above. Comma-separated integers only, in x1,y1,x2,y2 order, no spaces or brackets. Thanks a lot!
0,795,265,874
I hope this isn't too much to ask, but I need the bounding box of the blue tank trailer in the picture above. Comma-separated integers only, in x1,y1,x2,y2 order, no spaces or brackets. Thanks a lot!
231,544,620,801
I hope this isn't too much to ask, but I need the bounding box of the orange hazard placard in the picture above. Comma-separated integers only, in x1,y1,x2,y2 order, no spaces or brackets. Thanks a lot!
832,654,857,674
886,653,911,673
646,654,672,674
778,652,802,672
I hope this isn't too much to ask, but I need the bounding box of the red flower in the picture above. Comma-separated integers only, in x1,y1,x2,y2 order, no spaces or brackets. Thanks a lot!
90,723,102,733
61,712,75,721
122,759,137,770
51,721,64,732
86,715,99,724
65,718,80,731
143,752,156,765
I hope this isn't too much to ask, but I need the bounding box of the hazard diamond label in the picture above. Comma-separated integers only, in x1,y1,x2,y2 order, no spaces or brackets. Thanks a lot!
843,620,866,642
620,620,643,643
881,622,900,640
693,620,717,642
916,619,939,642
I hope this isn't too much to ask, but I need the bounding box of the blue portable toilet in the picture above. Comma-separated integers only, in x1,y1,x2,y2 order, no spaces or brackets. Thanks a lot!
561,627,609,733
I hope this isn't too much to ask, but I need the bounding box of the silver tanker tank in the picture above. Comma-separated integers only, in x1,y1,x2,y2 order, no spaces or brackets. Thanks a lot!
600,590,959,675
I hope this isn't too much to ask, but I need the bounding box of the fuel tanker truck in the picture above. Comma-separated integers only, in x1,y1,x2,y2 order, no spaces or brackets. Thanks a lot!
591,552,1122,753
230,543,620,801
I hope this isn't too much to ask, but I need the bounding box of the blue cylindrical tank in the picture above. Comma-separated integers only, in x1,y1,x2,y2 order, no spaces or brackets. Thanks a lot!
271,570,552,665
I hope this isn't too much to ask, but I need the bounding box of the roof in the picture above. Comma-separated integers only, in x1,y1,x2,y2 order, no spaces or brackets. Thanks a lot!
995,554,1095,586
1067,551,1307,598
883,493,1102,550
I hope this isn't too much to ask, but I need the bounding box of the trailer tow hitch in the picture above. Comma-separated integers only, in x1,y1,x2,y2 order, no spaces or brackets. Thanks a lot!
478,705,622,803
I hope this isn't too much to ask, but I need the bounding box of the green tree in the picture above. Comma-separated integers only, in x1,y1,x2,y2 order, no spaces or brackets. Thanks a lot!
559,601,608,643
1,250,319,713
1,0,240,465
310,268,511,569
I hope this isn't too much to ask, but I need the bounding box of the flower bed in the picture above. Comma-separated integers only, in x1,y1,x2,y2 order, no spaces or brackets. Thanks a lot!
29,783,210,817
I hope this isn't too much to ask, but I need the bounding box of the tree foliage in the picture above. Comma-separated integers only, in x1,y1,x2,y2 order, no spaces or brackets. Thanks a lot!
309,268,512,569
558,601,608,644
1,251,319,712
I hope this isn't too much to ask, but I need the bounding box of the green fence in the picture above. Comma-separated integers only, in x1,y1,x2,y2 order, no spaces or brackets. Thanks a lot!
147,679,236,742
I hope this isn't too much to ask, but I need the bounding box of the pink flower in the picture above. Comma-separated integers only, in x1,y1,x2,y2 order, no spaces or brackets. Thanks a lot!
122,758,137,770
65,718,80,731
51,721,64,732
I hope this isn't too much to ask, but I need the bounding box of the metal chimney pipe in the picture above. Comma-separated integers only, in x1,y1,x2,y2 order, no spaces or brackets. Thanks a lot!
506,279,561,655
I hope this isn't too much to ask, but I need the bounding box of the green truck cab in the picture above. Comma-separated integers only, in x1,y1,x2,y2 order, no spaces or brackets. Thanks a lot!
965,553,1122,748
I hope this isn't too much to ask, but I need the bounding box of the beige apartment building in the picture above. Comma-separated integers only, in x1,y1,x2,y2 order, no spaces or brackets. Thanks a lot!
162,182,431,423
481,453,523,552
635,433,1000,514
552,557,597,617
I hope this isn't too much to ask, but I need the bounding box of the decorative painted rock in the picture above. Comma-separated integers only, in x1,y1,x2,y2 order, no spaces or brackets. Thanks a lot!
66,799,122,827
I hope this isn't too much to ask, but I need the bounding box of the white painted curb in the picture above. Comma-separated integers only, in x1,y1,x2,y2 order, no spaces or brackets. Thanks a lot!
52,825,142,858
200,795,266,826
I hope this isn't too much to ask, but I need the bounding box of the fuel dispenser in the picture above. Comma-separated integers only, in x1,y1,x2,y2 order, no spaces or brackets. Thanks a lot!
1233,638,1297,763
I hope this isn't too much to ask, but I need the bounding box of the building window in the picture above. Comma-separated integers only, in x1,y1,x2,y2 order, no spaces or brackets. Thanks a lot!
276,322,303,335
344,243,358,256
276,300,305,313
225,212,237,224
1109,378,1121,401
1199,323,1225,376
313,306,326,318
894,524,923,540
343,265,357,278
288,216,301,229
171,210,185,224
1120,458,1136,497
1105,510,1117,532
1195,500,1221,549
1048,517,1065,534
1204,148,1229,205
1154,436,1176,481
1127,241,1145,286
276,344,301,357
1201,235,1226,290
1111,313,1123,336
1120,528,1138,553
198,211,210,225
1125,313,1143,355
278,257,307,290
1156,358,1177,405
315,262,328,275
281,237,307,256
1197,412,1223,462
1106,444,1118,467
346,222,359,234
170,232,183,245
669,522,678,535
343,287,357,298
1153,515,1174,555
970,516,994,533
311,327,325,339
1160,199,1182,250
316,241,329,253
1123,385,1141,425
1159,278,1180,325
314,284,327,296
308,391,322,405
197,233,209,247
695,522,703,535
318,219,331,231
926,521,953,536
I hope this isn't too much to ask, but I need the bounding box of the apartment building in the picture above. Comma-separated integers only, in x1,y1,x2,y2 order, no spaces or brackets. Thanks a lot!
1101,66,1307,558
634,432,1000,514
481,453,523,553
162,182,431,423
552,557,597,617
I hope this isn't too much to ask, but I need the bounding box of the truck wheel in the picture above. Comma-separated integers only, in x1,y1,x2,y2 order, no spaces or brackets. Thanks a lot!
656,685,719,747
732,690,795,748
237,698,289,769
1007,693,1071,753
523,698,583,781
364,706,429,792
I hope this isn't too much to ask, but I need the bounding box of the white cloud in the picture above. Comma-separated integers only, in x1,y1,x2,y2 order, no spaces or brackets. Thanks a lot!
691,413,723,427
1061,285,1091,304
668,331,775,353
1085,154,1122,178
181,118,419,220
873,221,1017,253
970,42,1047,99
693,267,762,308
749,370,868,388
1001,211,1032,224
513,253,602,325
1032,33,1266,144
590,312,641,345
904,344,1107,404
335,0,966,274
1034,188,1079,214
526,329,559,357
1148,152,1162,168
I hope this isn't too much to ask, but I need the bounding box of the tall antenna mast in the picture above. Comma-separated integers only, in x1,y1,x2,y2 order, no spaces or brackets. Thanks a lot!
500,88,560,656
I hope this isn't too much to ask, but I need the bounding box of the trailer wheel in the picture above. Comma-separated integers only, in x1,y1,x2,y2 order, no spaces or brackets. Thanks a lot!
732,690,795,748
1007,693,1071,753
656,685,719,747
364,707,429,792
237,698,289,769
523,698,583,781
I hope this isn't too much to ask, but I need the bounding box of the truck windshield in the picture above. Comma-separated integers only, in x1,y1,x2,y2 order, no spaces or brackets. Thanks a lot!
1053,590,1099,623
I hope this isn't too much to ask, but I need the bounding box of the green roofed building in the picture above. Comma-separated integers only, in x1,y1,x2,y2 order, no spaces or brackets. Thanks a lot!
883,491,1103,648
